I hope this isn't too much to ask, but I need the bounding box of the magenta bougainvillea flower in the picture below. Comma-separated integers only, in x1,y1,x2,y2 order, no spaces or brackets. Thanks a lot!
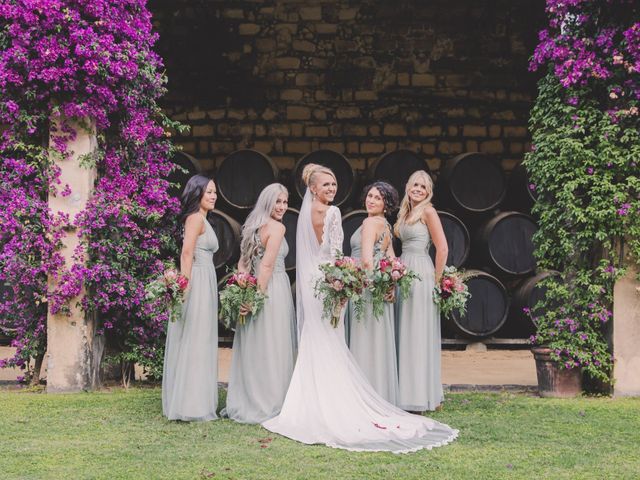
0,0,183,380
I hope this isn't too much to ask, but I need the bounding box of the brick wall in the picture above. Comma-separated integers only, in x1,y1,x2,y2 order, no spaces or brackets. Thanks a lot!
151,0,545,175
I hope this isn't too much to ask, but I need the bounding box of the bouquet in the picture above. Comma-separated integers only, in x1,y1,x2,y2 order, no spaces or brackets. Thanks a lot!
145,265,189,322
369,256,421,319
314,253,368,327
219,271,267,328
433,266,472,318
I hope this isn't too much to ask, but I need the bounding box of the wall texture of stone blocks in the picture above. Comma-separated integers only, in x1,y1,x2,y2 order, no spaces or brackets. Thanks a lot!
151,0,545,175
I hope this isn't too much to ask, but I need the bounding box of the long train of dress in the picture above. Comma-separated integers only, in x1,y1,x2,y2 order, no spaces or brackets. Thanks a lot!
262,205,458,453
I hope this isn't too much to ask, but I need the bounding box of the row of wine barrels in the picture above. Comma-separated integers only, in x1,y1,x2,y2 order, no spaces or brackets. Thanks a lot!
206,207,537,338
170,151,538,221
173,152,541,340
170,149,430,213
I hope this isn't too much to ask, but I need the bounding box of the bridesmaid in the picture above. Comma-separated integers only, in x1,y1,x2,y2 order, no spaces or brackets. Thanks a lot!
394,170,448,412
348,181,399,404
163,174,219,421
225,183,296,424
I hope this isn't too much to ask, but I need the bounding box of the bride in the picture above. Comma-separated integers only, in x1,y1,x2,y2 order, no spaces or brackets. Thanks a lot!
262,164,458,453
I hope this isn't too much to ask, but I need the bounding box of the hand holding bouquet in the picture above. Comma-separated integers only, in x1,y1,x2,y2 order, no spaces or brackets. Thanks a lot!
433,266,472,318
370,256,420,319
145,265,189,322
219,271,267,328
314,254,368,327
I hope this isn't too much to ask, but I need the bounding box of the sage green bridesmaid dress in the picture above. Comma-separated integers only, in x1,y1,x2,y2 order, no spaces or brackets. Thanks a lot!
162,215,219,421
348,224,399,405
225,237,296,423
396,221,443,411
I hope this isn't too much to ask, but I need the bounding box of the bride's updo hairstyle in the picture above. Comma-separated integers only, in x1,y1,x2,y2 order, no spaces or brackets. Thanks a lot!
394,170,434,236
301,163,337,190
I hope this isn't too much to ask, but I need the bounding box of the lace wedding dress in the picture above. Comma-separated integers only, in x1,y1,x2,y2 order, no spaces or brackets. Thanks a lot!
261,190,458,453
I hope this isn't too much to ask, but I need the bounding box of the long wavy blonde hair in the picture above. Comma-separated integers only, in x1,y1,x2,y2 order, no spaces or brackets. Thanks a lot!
394,170,434,236
302,163,336,190
239,183,288,268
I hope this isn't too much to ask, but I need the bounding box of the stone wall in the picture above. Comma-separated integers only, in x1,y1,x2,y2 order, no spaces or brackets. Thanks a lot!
150,0,545,175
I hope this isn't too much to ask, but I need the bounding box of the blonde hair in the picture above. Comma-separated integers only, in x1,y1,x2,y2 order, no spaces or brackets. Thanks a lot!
239,183,288,269
394,170,434,236
301,163,336,190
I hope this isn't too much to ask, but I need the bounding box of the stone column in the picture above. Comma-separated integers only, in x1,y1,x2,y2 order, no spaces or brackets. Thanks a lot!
46,117,101,393
613,254,640,397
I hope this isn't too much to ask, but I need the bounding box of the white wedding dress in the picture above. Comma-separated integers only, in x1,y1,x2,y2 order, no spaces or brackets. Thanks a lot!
261,190,458,453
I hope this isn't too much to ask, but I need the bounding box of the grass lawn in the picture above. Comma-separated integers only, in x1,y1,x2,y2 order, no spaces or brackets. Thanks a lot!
1,386,639,480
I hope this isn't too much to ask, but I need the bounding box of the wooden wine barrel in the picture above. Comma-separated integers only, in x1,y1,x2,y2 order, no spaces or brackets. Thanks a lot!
168,151,202,199
474,211,537,276
445,270,509,338
506,161,537,213
367,150,431,199
341,209,367,256
216,150,279,213
436,152,506,214
207,210,241,272
428,211,470,268
282,208,299,273
503,270,561,338
293,150,355,208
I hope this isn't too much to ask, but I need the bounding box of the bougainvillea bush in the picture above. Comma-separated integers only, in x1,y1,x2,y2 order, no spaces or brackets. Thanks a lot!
0,0,185,383
526,0,639,383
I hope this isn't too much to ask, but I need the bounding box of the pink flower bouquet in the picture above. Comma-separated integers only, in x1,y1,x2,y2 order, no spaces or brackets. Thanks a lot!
219,271,267,327
433,266,472,318
145,265,189,322
369,256,420,319
314,254,368,327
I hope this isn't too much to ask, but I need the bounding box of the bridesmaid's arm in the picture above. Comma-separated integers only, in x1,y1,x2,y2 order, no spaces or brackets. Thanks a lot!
256,222,285,293
180,213,205,283
423,206,448,283
360,217,380,271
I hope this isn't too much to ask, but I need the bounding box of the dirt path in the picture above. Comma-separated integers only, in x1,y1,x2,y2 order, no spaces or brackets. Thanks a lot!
1,346,537,386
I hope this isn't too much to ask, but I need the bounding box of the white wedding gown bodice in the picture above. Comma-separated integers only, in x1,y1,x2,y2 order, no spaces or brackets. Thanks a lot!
318,205,343,262
262,200,458,453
